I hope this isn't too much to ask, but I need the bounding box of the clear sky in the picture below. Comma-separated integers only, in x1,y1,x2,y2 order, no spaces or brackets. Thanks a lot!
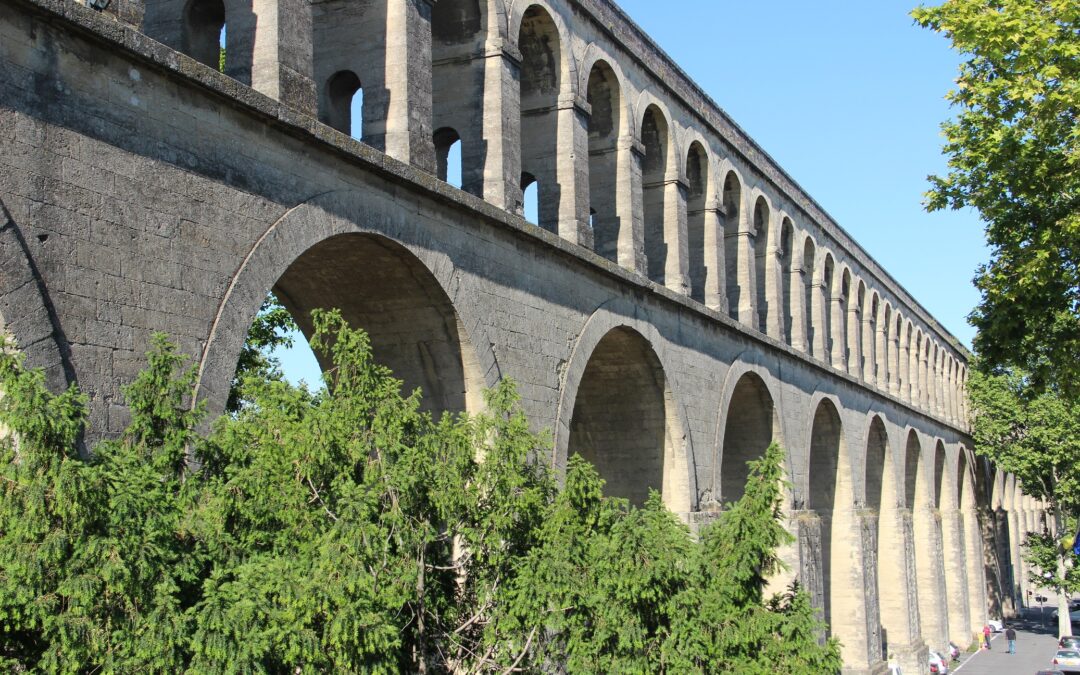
272,0,988,387
613,0,987,348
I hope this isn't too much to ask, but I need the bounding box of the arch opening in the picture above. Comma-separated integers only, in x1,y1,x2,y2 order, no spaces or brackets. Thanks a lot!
434,127,463,188
822,255,835,360
722,172,741,320
686,142,709,303
802,238,816,356
753,197,770,333
518,6,561,232
779,218,794,344
867,416,903,659
808,399,855,644
321,70,363,139
182,0,225,70
263,233,485,417
720,372,778,504
641,105,671,286
567,327,688,511
586,61,622,263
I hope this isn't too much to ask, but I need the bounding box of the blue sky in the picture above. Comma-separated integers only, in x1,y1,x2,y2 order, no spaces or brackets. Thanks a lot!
272,0,987,387
613,0,987,346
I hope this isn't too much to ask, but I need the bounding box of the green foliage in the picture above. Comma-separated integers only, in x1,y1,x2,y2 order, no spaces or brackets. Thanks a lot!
0,316,841,672
912,0,1080,395
968,364,1080,632
662,443,842,674
218,46,225,74
968,366,1080,513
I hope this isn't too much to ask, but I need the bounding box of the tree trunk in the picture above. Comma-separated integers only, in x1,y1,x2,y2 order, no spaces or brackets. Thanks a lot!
1057,508,1073,637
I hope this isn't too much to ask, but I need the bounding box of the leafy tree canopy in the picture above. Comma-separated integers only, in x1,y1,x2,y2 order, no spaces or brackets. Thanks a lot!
1,310,840,672
967,363,1080,633
913,0,1080,395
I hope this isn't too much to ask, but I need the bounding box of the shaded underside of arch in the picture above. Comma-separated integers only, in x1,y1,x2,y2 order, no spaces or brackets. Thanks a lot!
568,326,668,507
274,232,482,416
720,371,776,504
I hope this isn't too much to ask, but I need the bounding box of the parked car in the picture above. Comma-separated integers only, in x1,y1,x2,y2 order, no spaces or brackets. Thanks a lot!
1053,648,1080,673
987,618,1003,632
928,650,949,674
1060,635,1080,650
1051,609,1080,622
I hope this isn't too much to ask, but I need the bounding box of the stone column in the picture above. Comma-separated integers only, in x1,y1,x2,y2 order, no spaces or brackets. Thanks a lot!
811,276,827,361
946,362,954,421
964,508,989,635
556,93,593,249
1009,506,1029,606
907,340,920,407
663,172,690,295
914,505,949,653
736,194,757,327
248,0,316,114
702,197,727,313
618,136,647,275
789,255,807,351
892,509,929,675
919,345,929,411
830,284,846,370
762,213,782,339
480,38,521,212
993,508,1017,617
941,506,972,644
856,511,885,672
861,297,875,383
379,0,435,171
846,296,861,376
874,304,887,391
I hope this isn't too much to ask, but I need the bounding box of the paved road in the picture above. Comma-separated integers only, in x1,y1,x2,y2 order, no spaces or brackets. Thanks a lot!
950,615,1066,675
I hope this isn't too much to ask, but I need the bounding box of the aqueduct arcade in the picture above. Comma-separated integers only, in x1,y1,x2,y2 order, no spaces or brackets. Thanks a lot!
0,0,1049,671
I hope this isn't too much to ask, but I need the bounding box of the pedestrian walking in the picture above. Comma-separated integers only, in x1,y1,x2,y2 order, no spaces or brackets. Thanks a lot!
1005,625,1016,653
983,624,992,650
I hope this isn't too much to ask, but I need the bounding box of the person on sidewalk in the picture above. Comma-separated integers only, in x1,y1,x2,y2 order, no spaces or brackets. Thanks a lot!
983,624,992,650
1005,625,1017,653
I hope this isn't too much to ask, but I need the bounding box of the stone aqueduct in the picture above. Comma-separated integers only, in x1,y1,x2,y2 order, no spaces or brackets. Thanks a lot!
0,0,1052,671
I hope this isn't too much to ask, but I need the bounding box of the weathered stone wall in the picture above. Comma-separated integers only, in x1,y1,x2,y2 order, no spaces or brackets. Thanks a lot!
0,0,1033,673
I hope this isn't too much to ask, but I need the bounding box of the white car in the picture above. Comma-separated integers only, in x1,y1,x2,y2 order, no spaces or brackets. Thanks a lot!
987,619,1004,632
928,650,949,674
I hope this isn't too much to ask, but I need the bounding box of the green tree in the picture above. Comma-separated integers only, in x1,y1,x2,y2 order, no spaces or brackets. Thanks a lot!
912,0,1080,396
1,314,842,672
663,442,842,674
967,365,1080,635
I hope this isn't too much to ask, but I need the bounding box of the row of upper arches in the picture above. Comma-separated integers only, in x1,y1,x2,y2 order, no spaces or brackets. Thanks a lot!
152,0,968,424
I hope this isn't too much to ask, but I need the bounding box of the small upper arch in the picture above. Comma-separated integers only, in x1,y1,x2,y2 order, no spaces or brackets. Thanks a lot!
509,1,576,97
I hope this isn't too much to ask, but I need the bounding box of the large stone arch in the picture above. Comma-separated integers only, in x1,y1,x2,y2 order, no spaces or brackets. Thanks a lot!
712,363,784,505
195,193,500,421
806,396,874,668
959,447,989,634
937,440,972,644
0,197,74,395
553,301,696,514
865,414,917,663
